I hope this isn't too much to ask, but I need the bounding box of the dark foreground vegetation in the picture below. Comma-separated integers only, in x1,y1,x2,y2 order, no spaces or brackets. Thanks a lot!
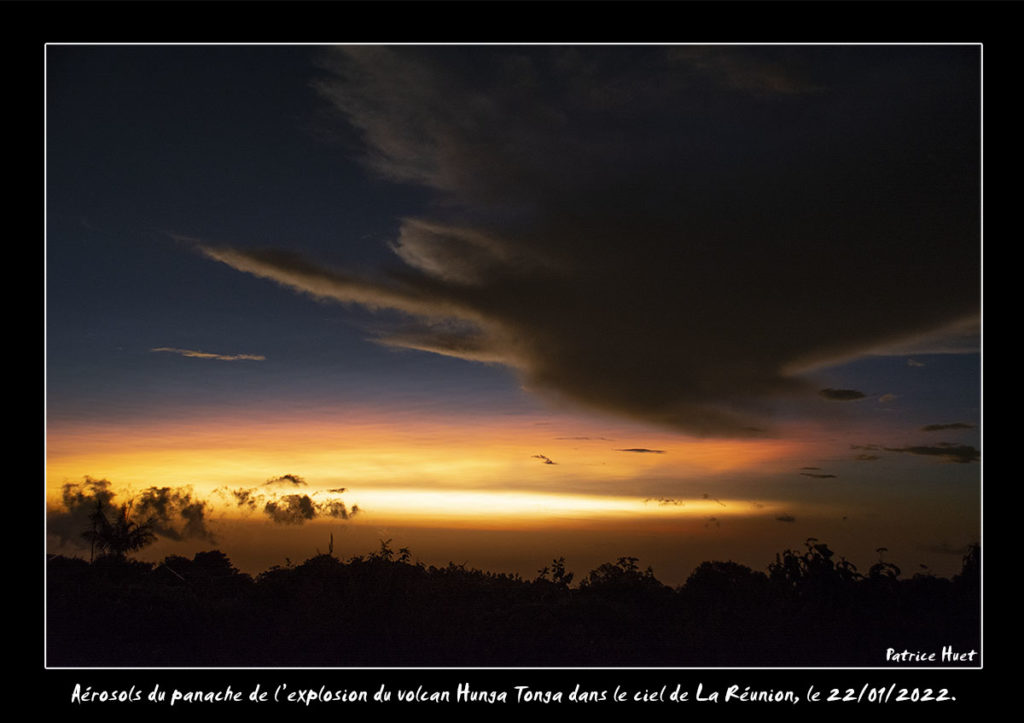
47,539,979,667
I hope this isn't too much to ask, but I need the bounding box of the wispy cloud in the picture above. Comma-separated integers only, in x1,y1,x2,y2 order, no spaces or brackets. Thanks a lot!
616,448,666,454
151,347,265,362
231,488,260,510
645,497,685,507
883,443,980,464
921,422,976,432
854,453,881,461
667,46,823,96
703,493,726,507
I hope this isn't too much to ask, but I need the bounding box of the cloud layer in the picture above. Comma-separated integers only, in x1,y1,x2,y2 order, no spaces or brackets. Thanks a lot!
201,46,979,437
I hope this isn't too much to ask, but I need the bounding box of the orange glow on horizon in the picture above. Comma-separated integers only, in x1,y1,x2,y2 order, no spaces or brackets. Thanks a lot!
334,487,803,527
46,408,824,530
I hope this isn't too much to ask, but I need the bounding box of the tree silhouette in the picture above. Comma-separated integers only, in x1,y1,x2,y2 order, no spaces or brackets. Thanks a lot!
81,500,157,560
46,537,980,666
536,556,574,588
868,546,902,580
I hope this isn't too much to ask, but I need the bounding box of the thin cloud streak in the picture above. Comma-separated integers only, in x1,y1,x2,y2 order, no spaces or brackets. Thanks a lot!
921,422,976,432
819,388,867,402
883,444,980,464
152,347,265,362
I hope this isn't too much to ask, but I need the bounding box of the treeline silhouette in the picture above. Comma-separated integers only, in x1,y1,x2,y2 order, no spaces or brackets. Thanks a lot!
47,538,979,666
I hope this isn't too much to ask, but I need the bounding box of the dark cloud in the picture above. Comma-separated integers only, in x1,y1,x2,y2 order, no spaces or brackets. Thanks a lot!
645,497,685,507
49,477,117,547
61,476,116,508
264,494,317,524
532,454,556,465
317,500,358,520
232,488,261,510
854,453,881,461
50,478,214,546
800,466,821,470
851,444,882,451
775,514,796,523
327,487,348,494
616,448,666,454
202,46,979,437
262,492,361,525
883,443,980,464
134,486,214,541
800,472,837,479
819,388,867,401
266,474,307,486
921,422,976,432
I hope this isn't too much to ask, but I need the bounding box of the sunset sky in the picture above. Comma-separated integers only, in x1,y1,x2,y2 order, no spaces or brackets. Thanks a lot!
45,44,981,584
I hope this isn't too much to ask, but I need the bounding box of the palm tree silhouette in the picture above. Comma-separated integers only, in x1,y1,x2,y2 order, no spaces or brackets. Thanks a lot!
81,500,157,560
